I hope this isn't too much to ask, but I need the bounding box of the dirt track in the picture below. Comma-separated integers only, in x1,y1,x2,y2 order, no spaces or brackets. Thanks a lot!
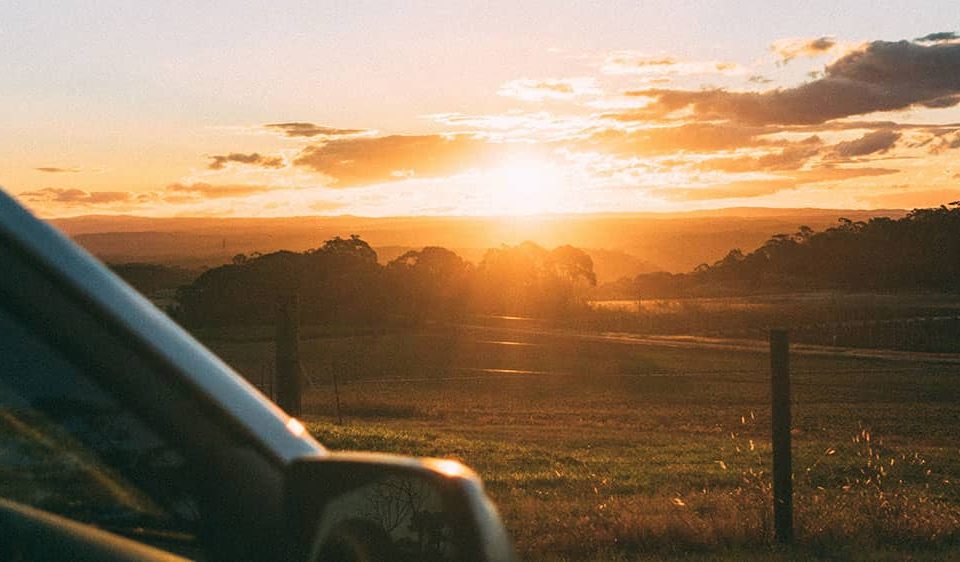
454,320,960,365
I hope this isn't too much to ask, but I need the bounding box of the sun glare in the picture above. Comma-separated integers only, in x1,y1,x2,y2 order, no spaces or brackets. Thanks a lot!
488,159,564,215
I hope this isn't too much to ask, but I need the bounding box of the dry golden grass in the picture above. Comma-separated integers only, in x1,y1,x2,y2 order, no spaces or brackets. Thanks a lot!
202,325,960,559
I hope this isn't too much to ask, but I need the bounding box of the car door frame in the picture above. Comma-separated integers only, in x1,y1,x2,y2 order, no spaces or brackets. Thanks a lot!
0,193,318,560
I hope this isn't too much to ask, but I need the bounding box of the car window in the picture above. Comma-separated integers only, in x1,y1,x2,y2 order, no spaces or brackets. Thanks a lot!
0,305,204,555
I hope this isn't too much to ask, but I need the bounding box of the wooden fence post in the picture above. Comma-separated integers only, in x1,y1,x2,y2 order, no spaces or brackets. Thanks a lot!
770,329,793,544
275,292,303,417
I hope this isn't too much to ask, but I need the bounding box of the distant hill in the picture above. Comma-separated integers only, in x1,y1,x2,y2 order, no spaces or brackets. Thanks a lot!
51,208,904,273
585,249,660,283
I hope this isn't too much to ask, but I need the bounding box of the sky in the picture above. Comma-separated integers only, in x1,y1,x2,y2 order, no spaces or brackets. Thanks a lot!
2,1,960,217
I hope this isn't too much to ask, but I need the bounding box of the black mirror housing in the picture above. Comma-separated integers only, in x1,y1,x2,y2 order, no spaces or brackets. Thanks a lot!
285,453,515,562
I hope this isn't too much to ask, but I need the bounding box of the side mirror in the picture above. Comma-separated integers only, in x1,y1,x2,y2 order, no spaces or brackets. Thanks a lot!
285,452,515,562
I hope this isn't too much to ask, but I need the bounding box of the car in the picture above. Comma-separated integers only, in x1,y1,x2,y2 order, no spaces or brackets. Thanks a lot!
0,187,516,561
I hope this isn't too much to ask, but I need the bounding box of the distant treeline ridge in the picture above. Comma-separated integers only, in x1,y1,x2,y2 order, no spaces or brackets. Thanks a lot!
599,203,960,299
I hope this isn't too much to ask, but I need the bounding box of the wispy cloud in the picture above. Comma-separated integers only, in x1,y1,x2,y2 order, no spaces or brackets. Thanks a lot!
860,187,960,207
34,167,81,173
427,111,597,141
651,167,898,202
831,129,902,158
915,31,959,44
694,142,823,173
929,130,960,154
163,182,277,199
207,152,284,170
19,183,278,207
601,51,746,77
18,188,131,204
576,123,772,155
770,36,838,63
13,182,324,219
264,122,367,138
498,77,601,101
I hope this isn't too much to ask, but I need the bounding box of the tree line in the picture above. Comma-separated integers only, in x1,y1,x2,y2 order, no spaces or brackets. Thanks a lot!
173,236,597,327
623,203,960,298
124,203,960,326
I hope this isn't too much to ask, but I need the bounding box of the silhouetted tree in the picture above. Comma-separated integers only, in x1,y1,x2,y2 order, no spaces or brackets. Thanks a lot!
386,247,472,319
474,241,597,316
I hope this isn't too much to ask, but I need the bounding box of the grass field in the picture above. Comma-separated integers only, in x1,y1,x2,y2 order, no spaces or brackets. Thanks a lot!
201,322,960,560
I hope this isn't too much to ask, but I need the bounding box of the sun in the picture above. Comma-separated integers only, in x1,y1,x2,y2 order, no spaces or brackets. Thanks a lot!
487,158,564,215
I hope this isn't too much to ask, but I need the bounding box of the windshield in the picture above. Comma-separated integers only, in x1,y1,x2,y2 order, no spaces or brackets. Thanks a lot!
0,306,202,552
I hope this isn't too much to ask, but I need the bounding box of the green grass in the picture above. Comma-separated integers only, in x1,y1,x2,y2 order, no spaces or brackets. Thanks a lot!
202,325,960,560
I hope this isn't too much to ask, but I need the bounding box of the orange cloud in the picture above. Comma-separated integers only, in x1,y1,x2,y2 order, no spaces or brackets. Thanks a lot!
293,134,509,187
